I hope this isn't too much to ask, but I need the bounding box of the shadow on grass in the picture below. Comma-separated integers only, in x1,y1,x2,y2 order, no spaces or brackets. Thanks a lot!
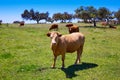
37,62,98,78
79,26,108,29
61,62,98,78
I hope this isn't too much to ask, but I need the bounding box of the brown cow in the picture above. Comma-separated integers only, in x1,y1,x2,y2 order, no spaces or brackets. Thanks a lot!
66,23,73,27
66,24,79,33
49,24,58,31
69,25,79,33
47,31,85,68
109,25,117,29
19,21,24,26
101,22,108,27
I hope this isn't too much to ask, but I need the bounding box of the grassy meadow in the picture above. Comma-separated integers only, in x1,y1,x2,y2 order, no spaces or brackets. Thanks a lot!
0,23,120,80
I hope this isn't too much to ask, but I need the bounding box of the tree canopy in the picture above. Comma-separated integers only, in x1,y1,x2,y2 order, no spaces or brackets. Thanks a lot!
21,9,49,24
21,6,120,24
115,9,120,23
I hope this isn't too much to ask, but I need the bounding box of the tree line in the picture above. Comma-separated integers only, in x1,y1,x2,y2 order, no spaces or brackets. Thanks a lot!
21,6,120,26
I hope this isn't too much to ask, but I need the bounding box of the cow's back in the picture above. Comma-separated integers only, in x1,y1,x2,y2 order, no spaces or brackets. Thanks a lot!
61,32,85,53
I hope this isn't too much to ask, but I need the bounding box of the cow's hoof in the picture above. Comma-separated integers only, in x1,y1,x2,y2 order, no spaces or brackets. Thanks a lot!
51,66,56,69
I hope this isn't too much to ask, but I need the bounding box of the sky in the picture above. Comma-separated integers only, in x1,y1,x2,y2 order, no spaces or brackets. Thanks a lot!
0,0,120,23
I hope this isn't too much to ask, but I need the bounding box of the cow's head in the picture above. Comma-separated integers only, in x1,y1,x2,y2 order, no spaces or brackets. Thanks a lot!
47,31,62,45
66,24,73,27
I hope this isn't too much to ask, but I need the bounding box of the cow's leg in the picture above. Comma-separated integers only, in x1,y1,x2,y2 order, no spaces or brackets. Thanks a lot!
75,45,83,64
51,55,57,68
61,54,65,68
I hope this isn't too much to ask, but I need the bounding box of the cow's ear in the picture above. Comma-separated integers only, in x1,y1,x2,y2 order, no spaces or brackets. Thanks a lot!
47,32,51,37
57,32,62,37
59,34,62,37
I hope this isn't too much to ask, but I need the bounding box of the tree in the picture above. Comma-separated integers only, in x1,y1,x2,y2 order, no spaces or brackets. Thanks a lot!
75,6,91,23
13,21,20,24
115,9,120,24
97,7,111,23
52,13,62,22
29,9,35,20
87,6,97,27
21,9,31,20
21,9,49,24
0,20,2,25
63,12,73,23
47,17,54,23
34,11,41,24
52,12,73,23
32,12,49,24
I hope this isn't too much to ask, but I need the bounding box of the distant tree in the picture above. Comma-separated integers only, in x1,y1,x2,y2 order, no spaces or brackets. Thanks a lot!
40,12,49,22
75,6,90,23
115,9,120,24
109,11,115,20
47,17,54,23
0,20,2,25
34,11,40,23
13,21,20,24
52,13,62,22
21,9,49,24
87,6,97,27
97,7,111,23
33,12,49,24
57,12,65,23
29,9,35,20
63,12,73,23
52,12,73,23
21,9,31,20
44,12,49,21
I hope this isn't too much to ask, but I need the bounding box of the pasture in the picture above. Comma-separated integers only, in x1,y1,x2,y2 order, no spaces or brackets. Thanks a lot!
0,23,120,80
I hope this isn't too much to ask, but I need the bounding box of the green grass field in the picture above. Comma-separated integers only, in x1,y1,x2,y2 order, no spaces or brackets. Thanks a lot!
0,23,120,80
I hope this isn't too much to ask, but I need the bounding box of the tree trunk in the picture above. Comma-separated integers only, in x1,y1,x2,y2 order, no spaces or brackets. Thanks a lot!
118,19,120,24
36,20,39,24
93,21,96,27
106,18,109,25
84,19,87,23
93,18,96,27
